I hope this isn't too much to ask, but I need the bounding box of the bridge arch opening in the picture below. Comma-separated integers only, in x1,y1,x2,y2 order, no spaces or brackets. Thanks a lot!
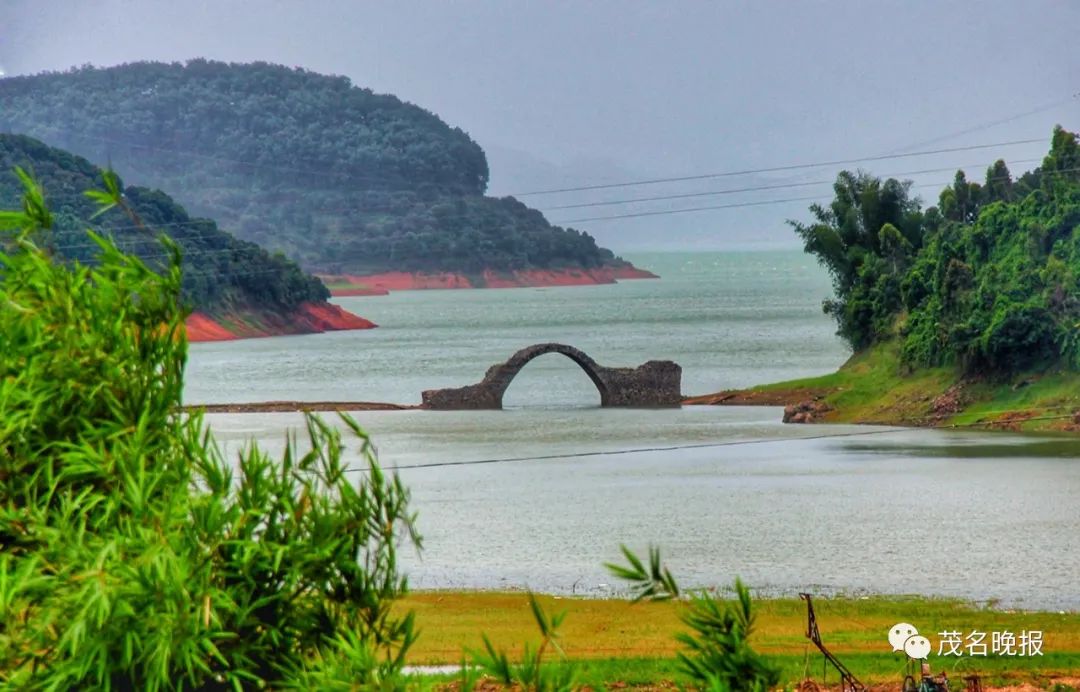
501,351,605,409
420,341,681,410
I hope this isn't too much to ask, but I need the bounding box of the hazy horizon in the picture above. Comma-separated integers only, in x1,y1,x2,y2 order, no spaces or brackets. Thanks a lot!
3,1,1078,252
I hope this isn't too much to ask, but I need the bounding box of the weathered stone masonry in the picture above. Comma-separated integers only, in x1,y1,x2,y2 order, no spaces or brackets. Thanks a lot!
421,343,682,409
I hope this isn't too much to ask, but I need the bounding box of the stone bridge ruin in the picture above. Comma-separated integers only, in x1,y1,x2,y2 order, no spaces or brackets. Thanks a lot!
421,343,682,409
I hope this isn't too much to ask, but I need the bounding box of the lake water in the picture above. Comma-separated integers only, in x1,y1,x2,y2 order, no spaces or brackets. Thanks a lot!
186,252,1080,610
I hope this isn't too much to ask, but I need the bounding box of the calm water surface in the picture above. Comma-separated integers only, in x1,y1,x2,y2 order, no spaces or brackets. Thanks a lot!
185,251,844,405
187,252,1080,609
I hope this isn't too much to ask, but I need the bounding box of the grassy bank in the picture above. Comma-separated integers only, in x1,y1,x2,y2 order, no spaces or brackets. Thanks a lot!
685,341,1080,433
402,592,1080,688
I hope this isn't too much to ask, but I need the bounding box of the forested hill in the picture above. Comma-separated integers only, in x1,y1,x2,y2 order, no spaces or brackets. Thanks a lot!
0,134,329,317
791,126,1080,376
0,60,624,275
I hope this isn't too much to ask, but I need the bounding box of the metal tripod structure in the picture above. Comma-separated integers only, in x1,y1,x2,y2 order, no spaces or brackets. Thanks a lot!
800,593,981,692
800,593,868,692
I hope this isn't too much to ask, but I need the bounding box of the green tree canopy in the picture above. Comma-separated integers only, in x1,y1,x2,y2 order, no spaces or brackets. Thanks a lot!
788,170,924,349
0,134,329,314
793,126,1080,376
0,60,628,274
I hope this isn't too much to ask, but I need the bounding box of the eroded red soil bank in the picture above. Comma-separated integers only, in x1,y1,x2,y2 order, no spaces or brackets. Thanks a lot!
186,301,376,342
320,265,658,295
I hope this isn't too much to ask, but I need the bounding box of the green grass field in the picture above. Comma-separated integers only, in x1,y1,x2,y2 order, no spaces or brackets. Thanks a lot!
401,592,1080,688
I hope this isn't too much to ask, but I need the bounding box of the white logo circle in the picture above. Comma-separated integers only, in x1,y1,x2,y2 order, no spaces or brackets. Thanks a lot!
905,635,932,660
888,622,919,652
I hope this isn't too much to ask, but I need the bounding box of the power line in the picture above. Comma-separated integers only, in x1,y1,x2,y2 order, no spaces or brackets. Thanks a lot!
8,132,1075,283
356,428,908,473
538,158,1044,212
551,166,1080,224
25,152,1041,233
5,124,1065,239
878,93,1080,156
340,410,1079,474
553,194,825,223
11,165,1067,289
7,84,1074,203
10,161,1075,289
40,162,1080,255
510,137,1048,197
6,124,1054,205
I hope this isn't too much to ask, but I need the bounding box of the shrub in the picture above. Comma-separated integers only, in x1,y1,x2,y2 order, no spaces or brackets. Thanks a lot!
979,302,1060,373
0,169,419,690
607,547,780,692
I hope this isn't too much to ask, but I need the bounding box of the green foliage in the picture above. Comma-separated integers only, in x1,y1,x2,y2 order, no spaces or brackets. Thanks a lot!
0,134,329,316
604,544,680,602
608,546,780,692
788,170,924,350
0,60,624,274
796,126,1080,376
979,302,1060,372
0,172,418,689
0,166,52,232
467,593,578,691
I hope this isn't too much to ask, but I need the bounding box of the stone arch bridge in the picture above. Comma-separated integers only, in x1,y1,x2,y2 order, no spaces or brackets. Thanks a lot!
421,343,682,410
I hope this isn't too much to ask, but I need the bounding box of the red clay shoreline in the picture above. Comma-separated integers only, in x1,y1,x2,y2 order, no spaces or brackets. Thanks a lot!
186,301,377,342
319,265,658,296
186,264,659,342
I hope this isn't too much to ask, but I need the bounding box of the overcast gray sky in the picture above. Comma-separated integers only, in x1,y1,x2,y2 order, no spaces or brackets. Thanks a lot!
3,1,1078,250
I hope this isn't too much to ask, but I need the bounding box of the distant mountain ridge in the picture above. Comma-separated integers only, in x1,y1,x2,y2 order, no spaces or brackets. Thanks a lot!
0,60,634,276
0,133,373,340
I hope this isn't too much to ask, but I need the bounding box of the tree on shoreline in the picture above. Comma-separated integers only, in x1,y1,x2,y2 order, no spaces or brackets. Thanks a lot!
788,170,924,350
791,126,1080,376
